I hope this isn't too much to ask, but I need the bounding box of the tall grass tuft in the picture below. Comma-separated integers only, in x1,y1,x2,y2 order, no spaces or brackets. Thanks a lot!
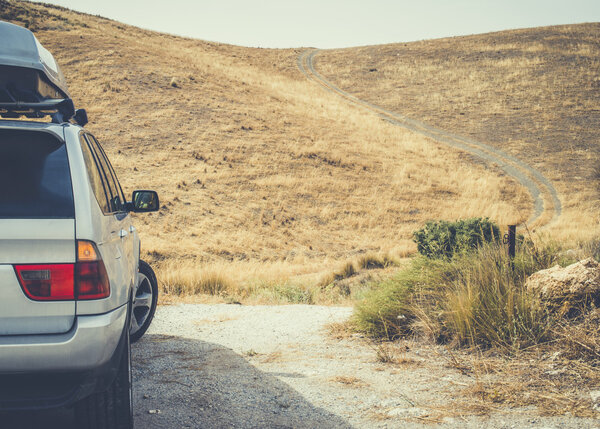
357,253,395,270
353,238,574,350
159,264,234,296
439,244,554,350
319,262,357,286
353,257,455,339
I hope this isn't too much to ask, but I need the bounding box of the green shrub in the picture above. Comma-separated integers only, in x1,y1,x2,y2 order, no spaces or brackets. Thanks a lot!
353,238,568,350
352,257,455,339
413,217,500,259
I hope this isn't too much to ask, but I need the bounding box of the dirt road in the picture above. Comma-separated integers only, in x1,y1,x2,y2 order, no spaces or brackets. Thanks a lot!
6,304,598,428
298,49,562,228
130,304,598,429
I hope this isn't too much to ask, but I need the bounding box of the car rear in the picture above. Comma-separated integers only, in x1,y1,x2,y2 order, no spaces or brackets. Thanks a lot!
0,124,129,413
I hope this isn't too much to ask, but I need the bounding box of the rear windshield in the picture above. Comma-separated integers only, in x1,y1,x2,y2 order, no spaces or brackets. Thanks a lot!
0,129,74,219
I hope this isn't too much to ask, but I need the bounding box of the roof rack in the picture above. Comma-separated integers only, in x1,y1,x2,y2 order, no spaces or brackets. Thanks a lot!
0,95,87,126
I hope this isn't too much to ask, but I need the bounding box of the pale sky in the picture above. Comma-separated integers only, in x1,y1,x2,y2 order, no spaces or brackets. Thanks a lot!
34,0,600,48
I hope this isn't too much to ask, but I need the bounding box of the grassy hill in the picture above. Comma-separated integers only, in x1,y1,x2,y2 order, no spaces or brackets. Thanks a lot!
1,1,595,300
316,25,600,242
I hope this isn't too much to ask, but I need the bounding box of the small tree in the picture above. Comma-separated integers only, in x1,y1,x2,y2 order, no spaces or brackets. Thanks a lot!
413,218,500,259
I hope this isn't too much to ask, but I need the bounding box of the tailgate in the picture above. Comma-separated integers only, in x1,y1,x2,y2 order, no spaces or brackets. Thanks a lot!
0,219,76,335
0,128,77,336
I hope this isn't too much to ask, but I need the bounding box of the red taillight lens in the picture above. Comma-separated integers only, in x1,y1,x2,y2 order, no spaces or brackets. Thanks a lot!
76,260,110,300
14,264,75,301
75,241,110,300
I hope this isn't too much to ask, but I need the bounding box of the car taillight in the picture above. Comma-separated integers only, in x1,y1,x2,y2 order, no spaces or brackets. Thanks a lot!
14,264,75,301
75,240,110,300
14,241,109,301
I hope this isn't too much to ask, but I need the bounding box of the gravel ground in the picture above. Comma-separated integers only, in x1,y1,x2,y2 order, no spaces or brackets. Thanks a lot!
4,304,599,428
133,304,599,429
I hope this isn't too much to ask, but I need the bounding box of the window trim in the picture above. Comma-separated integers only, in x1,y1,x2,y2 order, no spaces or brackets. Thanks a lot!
91,135,127,207
79,132,111,215
85,134,117,210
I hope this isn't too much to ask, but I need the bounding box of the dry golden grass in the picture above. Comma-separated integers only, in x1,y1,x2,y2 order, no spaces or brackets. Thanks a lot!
458,340,600,418
4,2,574,301
328,375,368,388
317,24,600,242
325,320,354,340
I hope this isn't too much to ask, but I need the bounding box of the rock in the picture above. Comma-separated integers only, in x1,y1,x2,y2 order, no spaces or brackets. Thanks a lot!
525,258,600,302
591,390,600,411
169,77,179,88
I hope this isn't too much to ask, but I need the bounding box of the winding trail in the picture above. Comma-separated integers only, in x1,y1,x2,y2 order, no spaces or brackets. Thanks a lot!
298,49,562,227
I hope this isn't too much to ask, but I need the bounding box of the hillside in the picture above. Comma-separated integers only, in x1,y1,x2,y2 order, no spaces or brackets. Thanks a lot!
1,1,594,296
316,25,600,241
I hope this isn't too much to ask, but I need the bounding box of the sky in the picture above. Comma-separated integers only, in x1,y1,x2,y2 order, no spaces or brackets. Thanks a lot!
36,0,600,49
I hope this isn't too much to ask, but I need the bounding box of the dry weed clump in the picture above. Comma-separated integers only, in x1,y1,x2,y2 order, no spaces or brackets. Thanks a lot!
326,321,354,340
159,263,235,296
463,344,600,417
357,253,395,270
552,308,600,361
319,262,357,287
328,375,368,388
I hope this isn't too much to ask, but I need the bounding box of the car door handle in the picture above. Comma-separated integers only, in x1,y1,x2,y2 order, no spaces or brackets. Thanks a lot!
119,229,128,238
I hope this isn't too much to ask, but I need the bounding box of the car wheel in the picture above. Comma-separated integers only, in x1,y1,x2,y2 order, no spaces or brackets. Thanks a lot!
130,260,158,343
75,328,133,429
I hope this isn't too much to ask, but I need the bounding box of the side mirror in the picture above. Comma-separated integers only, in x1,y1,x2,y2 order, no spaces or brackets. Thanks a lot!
129,190,159,213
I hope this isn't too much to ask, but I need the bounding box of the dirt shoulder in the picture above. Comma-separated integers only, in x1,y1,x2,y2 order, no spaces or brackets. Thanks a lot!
132,304,598,428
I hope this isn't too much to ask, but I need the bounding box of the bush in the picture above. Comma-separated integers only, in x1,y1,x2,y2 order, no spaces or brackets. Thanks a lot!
353,239,569,349
413,217,500,259
353,257,455,339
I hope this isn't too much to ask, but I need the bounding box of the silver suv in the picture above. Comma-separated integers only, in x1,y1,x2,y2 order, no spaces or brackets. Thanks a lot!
0,21,159,428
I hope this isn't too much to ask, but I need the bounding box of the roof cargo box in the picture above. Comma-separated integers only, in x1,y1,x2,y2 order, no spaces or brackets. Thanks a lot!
0,20,70,103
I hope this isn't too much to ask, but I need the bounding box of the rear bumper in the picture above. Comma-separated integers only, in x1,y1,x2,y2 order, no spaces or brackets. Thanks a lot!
0,305,126,373
0,305,128,410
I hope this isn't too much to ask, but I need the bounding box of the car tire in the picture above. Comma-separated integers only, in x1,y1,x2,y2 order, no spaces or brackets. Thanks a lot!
74,329,133,429
130,260,158,343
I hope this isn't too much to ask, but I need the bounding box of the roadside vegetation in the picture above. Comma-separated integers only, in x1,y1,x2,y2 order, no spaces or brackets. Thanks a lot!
156,252,398,305
353,218,600,416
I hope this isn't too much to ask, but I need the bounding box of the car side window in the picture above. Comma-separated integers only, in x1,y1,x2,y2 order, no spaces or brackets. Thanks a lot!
86,134,125,213
93,136,127,207
79,133,111,214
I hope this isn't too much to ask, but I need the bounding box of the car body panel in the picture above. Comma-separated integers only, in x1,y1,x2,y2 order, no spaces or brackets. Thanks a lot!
63,125,137,315
0,264,75,335
0,305,127,373
0,219,75,264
